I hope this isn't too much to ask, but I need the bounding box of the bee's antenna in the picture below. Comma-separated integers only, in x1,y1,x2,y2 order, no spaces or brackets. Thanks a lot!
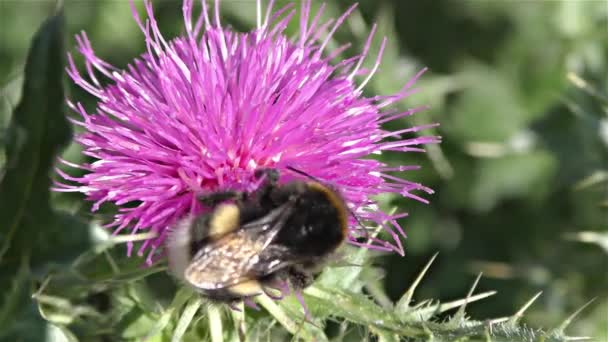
285,165,323,183
285,166,369,239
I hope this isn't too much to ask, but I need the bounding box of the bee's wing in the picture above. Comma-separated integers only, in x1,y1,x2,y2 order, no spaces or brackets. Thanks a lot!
247,244,304,276
184,202,294,290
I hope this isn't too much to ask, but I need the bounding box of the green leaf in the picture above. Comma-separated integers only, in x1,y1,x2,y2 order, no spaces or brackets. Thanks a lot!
257,293,328,341
172,297,203,342
0,9,92,339
446,66,527,143
145,287,195,340
0,9,88,266
46,324,79,342
573,170,608,190
0,256,34,339
0,73,24,132
564,231,608,254
471,151,558,212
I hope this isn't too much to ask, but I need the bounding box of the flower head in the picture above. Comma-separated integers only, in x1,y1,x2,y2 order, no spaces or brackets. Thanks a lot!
55,0,439,265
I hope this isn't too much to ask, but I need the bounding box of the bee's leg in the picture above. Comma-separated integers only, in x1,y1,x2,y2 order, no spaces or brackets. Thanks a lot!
283,266,320,328
261,283,286,300
286,265,316,290
251,168,281,206
198,190,247,207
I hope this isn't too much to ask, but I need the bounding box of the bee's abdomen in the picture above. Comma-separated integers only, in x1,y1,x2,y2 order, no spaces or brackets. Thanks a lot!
274,182,348,258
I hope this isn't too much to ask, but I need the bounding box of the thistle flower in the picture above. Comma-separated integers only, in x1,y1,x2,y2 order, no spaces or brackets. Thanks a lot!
55,0,439,265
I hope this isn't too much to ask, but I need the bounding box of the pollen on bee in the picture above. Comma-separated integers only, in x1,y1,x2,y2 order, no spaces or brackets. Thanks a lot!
209,203,241,237
227,279,263,297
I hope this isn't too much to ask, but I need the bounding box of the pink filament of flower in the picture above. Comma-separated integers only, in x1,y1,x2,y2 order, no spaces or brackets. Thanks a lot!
55,0,440,265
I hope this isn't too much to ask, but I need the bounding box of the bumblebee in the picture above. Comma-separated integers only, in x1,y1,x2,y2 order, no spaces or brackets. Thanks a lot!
166,168,349,301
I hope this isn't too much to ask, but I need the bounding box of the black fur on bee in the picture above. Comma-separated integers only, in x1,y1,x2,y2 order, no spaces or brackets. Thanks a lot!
166,168,349,302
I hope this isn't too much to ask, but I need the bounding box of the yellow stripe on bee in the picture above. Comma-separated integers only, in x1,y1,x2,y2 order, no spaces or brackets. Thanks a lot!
306,182,349,239
227,279,263,297
209,203,240,237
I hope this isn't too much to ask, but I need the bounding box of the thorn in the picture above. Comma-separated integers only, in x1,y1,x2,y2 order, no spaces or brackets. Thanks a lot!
109,231,159,244
446,273,483,326
437,290,496,315
485,325,492,341
410,299,436,321
411,291,496,321
508,291,542,326
563,337,593,341
487,316,509,325
395,252,438,313
553,298,596,335
482,316,510,341
412,299,432,310
567,72,608,102
32,275,52,299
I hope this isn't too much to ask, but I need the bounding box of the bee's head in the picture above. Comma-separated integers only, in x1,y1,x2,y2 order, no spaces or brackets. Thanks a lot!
254,168,280,185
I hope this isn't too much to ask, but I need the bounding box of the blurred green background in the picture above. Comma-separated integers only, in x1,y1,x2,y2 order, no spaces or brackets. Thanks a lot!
1,0,606,340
